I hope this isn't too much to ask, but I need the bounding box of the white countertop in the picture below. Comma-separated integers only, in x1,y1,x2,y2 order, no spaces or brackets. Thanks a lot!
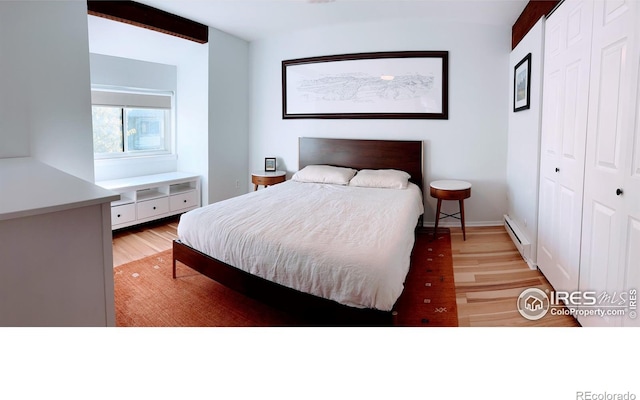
0,157,120,221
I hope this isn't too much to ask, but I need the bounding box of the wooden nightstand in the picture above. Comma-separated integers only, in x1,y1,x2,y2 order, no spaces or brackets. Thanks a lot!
430,180,472,241
251,170,286,191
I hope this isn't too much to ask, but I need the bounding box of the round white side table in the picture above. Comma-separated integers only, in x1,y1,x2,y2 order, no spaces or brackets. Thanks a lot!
429,180,472,240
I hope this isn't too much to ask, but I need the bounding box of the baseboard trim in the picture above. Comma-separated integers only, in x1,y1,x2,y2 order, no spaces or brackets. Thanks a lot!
422,220,504,228
503,214,537,270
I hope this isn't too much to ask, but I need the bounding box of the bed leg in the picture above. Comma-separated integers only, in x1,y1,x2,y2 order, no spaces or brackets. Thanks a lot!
172,256,177,279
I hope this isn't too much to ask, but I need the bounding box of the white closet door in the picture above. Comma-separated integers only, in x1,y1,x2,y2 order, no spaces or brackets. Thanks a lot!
537,0,594,293
580,0,640,327
624,34,640,326
624,1,640,326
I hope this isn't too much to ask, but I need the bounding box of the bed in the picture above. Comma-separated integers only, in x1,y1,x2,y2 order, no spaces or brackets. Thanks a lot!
172,137,424,326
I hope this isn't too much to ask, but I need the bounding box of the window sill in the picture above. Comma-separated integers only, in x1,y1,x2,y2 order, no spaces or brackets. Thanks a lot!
94,153,177,166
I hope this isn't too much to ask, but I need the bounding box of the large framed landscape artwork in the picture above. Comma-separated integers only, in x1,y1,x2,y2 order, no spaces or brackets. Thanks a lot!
282,51,449,119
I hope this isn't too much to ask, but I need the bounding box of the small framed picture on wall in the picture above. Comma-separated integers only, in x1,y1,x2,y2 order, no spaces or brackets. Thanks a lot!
265,157,276,172
513,53,531,112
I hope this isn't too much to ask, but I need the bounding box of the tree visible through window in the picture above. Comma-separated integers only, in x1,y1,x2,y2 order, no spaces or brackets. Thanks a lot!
91,89,172,158
92,106,123,154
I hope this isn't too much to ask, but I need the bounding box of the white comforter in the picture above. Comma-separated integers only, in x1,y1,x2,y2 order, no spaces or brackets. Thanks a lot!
177,180,424,311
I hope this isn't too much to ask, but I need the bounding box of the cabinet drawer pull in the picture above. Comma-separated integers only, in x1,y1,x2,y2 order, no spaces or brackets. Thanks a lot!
153,206,156,210
117,214,121,218
616,188,623,196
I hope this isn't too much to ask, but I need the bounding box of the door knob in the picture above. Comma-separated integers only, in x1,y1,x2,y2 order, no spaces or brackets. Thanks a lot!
616,188,623,196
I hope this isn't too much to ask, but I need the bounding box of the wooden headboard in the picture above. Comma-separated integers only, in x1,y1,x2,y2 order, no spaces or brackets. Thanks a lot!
298,137,424,190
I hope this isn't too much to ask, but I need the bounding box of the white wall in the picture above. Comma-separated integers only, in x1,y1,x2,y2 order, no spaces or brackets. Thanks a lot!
506,18,545,266
0,1,95,182
208,28,250,203
249,19,511,225
90,54,178,182
0,4,29,158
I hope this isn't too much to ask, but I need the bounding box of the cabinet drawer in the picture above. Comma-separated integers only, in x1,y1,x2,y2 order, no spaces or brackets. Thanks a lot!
170,190,199,212
137,197,169,220
111,203,136,226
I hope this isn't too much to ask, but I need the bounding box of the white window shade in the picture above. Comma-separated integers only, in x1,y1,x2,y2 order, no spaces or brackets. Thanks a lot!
91,90,172,109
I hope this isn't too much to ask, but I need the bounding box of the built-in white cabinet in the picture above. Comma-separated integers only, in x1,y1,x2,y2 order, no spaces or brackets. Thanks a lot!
97,172,201,230
0,157,119,327
538,0,640,327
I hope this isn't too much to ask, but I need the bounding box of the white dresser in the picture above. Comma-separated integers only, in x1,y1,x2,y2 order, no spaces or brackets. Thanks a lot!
0,157,119,327
96,172,201,230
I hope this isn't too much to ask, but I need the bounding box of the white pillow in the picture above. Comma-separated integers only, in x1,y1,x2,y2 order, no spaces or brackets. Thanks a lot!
292,165,357,185
349,169,411,189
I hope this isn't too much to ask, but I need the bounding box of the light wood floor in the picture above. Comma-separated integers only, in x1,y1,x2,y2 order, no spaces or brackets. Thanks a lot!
112,217,179,267
111,218,580,327
450,225,579,327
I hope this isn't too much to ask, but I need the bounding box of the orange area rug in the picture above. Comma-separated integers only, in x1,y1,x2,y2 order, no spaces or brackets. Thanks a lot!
113,228,457,327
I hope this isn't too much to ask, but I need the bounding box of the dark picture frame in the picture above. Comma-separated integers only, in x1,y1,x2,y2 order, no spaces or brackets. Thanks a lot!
264,157,276,172
514,53,532,112
282,51,448,119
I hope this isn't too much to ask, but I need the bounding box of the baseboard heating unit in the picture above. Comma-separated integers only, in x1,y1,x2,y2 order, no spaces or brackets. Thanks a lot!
503,215,532,268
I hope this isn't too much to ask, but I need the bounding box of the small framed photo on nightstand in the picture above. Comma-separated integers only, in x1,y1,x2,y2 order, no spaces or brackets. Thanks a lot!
265,157,276,172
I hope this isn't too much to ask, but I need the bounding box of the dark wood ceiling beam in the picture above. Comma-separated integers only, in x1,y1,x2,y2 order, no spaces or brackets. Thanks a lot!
87,0,208,44
512,0,560,49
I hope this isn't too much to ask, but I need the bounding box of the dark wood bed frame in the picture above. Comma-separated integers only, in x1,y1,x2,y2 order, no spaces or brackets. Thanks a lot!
172,137,424,326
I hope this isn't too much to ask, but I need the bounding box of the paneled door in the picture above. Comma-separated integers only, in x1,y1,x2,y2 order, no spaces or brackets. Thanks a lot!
537,0,594,293
579,0,640,327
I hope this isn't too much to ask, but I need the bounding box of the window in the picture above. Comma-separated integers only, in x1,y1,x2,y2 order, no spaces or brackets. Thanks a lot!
91,88,173,158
